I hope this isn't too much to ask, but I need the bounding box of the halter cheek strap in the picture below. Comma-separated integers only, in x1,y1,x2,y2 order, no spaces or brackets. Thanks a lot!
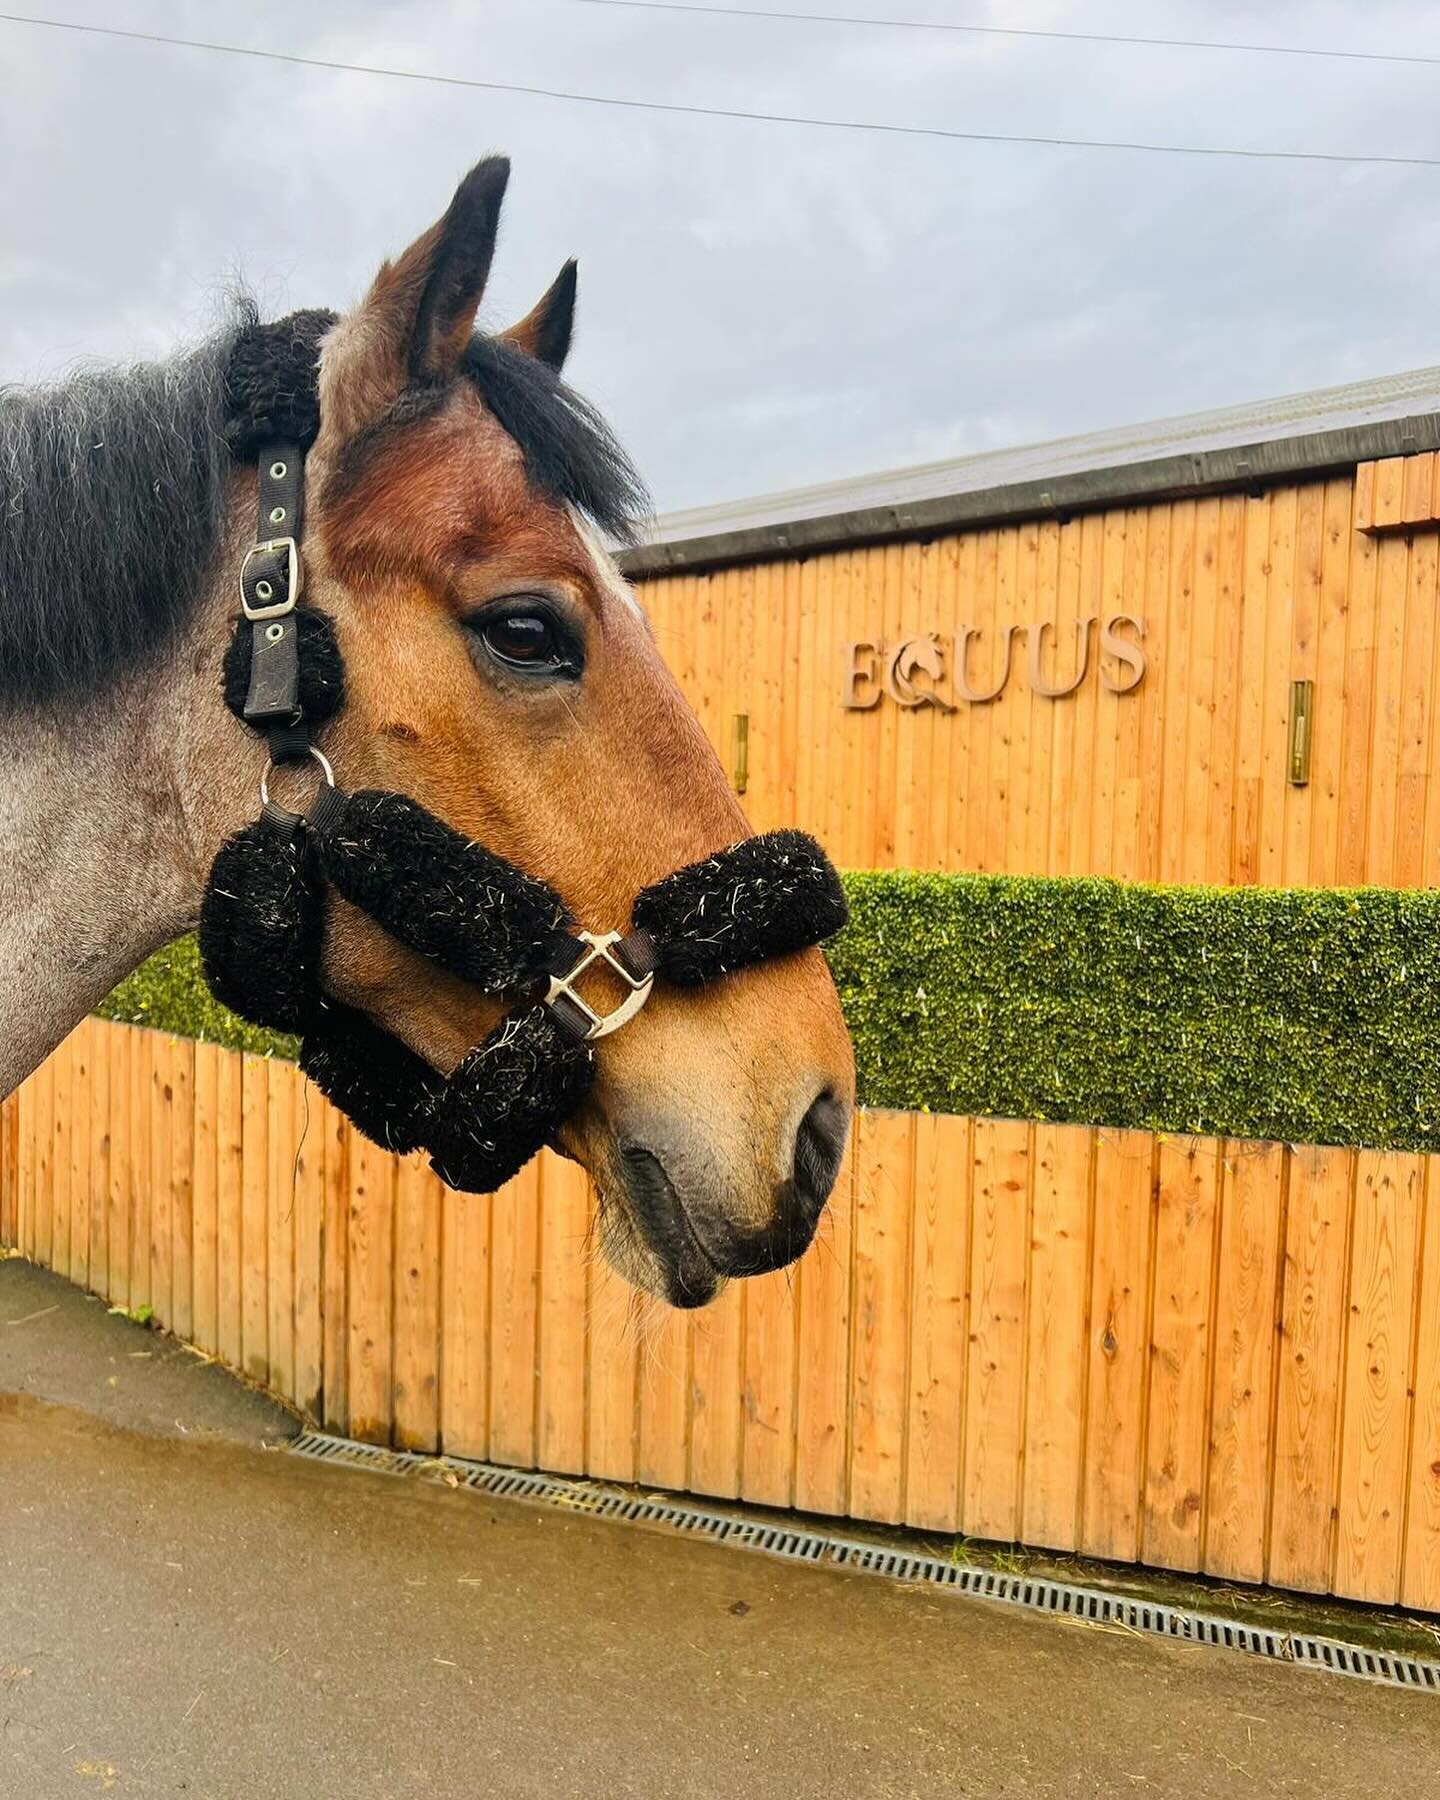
201,314,848,1195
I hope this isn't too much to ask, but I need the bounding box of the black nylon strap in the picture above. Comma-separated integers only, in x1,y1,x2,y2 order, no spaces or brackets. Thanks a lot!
546,990,595,1045
242,442,307,726
266,719,312,764
259,798,305,840
306,782,348,838
244,616,302,725
254,443,305,553
612,930,658,983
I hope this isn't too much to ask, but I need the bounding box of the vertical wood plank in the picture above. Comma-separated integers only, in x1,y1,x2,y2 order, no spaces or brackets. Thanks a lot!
586,1245,640,1485
66,1024,90,1291
903,1113,970,1532
962,1117,1030,1541
1230,494,1270,884
487,1160,542,1467
215,1040,244,1375
1268,1147,1354,1592
1282,483,1323,885
168,1036,195,1343
87,1021,111,1304
149,1033,173,1326
792,1126,856,1516
265,1061,296,1402
849,1110,915,1523
1021,1123,1093,1551
1365,530,1409,887
1081,1129,1154,1562
239,1054,269,1385
1394,525,1438,885
392,1153,442,1451
319,1103,352,1435
1305,479,1354,886
0,1091,16,1251
438,1181,490,1460
637,1294,692,1495
291,1080,326,1421
127,1029,150,1311
1334,1151,1422,1603
47,1030,69,1280
536,1153,590,1476
190,1041,220,1357
688,1277,744,1500
346,1132,396,1445
188,1044,222,1353
1257,487,1296,886
1205,496,1245,885
1204,1141,1286,1583
1402,1161,1440,1611
106,1026,132,1310
14,1071,31,1262
740,1265,798,1507
1142,1136,1221,1572
1338,471,1379,884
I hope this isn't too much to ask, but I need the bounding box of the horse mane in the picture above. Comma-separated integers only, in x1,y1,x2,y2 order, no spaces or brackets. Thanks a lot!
0,308,650,717
0,317,243,714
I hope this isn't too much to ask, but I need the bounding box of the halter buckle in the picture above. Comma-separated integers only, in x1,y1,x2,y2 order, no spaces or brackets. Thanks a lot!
545,930,655,1042
240,537,303,620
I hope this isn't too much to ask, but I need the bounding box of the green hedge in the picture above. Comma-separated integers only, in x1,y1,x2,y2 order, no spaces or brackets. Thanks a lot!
97,937,298,1061
830,874,1440,1152
99,873,1440,1152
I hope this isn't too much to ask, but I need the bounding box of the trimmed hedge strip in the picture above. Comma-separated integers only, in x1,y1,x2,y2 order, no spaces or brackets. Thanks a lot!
98,936,298,1062
830,873,1440,1152
98,872,1440,1152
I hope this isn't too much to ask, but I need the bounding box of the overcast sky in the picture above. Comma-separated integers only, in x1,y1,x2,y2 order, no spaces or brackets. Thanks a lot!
3,0,1440,514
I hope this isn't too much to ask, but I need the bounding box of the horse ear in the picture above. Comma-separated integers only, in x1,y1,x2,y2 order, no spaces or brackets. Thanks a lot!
499,259,577,371
319,157,509,443
409,158,510,378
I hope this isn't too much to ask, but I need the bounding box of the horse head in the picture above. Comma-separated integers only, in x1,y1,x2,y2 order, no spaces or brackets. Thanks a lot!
226,159,854,1306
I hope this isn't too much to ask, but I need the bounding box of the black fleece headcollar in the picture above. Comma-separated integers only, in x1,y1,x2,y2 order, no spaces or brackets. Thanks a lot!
200,315,848,1194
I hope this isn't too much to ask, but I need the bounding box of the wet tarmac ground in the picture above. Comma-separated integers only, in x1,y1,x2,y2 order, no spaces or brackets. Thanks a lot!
2,1259,1438,1797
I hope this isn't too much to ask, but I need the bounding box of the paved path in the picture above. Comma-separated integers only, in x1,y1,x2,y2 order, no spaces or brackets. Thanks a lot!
2,1260,1438,1798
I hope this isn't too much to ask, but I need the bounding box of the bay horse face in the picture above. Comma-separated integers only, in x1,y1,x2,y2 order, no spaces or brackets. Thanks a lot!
299,160,853,1306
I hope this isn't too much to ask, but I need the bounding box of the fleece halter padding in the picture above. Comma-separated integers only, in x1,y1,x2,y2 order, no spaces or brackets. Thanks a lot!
201,313,849,1194
321,790,575,995
199,788,846,1193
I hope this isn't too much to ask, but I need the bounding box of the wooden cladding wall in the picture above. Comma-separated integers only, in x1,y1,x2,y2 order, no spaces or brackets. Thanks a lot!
7,1017,1440,1611
640,455,1440,888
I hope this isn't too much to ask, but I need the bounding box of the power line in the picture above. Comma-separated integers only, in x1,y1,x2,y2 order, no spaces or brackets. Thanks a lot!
2,10,1439,169
571,0,1440,70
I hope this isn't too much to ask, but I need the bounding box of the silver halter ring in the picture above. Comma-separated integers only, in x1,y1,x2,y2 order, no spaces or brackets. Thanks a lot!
258,744,336,810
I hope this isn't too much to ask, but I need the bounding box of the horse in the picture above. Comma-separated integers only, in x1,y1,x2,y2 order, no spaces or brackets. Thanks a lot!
0,157,854,1309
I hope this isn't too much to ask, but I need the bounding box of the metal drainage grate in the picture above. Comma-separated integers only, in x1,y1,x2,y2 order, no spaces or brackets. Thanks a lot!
287,1430,1440,1695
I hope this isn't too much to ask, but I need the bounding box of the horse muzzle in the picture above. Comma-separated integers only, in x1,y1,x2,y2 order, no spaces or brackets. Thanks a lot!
613,1085,849,1306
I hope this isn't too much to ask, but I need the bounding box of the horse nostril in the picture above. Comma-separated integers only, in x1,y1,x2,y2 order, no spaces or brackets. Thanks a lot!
792,1089,848,1223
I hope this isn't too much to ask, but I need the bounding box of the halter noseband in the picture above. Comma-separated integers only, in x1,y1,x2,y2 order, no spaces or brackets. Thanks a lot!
198,315,848,1195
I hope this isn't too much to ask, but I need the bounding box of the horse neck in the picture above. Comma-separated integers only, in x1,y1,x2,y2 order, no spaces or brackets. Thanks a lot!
0,623,226,1095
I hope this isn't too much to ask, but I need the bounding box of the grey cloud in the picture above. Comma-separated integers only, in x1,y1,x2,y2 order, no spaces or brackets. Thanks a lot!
2,0,1438,513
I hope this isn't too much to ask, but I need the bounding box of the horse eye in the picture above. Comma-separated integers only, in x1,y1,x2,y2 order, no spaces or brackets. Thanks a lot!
473,607,571,674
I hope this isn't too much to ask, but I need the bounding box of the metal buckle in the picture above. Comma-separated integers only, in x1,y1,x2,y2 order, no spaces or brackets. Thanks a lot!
240,537,303,620
545,930,655,1042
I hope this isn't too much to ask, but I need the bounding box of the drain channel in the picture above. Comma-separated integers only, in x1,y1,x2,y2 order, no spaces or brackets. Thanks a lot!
287,1429,1440,1696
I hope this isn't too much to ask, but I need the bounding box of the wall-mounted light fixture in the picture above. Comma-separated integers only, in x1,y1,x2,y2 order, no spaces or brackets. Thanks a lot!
1288,680,1314,786
732,712,750,795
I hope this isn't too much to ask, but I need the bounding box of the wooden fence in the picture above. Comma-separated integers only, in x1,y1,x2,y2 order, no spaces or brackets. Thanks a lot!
641,456,1440,892
5,1016,1440,1611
